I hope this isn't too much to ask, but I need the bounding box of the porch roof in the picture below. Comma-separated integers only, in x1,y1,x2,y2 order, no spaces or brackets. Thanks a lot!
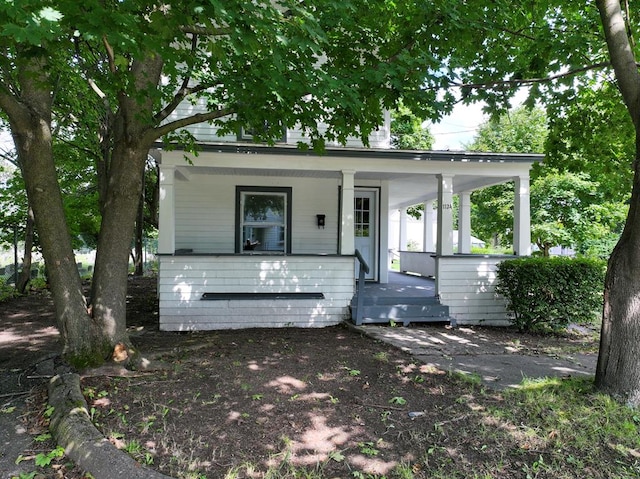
157,142,543,210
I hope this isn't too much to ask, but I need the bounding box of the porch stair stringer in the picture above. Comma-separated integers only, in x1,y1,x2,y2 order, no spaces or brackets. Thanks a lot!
350,294,451,326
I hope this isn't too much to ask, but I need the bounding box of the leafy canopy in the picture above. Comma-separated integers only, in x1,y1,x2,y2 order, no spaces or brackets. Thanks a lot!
391,102,434,150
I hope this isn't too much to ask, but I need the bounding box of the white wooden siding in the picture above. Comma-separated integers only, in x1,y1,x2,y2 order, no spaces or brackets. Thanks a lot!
158,255,355,330
436,256,511,326
167,100,390,149
174,174,339,254
399,251,436,277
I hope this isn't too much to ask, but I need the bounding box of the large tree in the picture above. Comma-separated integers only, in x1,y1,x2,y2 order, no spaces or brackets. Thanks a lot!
471,0,640,404
594,0,640,405
468,106,625,257
468,106,548,247
3,1,640,405
0,0,470,366
390,102,435,150
546,81,635,202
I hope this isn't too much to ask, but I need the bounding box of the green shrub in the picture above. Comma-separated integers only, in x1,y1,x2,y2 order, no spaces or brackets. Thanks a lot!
0,277,16,302
29,276,48,291
495,257,606,332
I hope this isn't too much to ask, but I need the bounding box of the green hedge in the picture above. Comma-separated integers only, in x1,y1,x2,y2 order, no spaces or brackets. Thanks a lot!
0,277,16,302
495,257,606,332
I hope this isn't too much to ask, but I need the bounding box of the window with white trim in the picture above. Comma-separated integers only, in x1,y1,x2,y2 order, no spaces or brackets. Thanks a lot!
236,187,292,253
238,123,287,143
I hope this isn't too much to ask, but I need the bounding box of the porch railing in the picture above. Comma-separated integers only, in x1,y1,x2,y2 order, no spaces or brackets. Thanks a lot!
354,249,370,326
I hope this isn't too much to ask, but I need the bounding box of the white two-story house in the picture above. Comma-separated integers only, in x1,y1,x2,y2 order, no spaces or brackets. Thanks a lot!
155,105,542,331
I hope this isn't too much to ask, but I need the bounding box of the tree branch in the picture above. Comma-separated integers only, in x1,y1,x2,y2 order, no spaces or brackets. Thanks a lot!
450,62,612,90
153,35,206,124
56,136,101,162
623,0,635,49
102,35,116,74
153,82,218,124
597,0,640,125
0,147,18,167
149,108,233,142
0,90,31,132
179,25,231,36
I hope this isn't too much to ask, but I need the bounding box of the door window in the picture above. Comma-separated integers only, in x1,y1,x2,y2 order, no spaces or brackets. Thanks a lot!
355,197,370,237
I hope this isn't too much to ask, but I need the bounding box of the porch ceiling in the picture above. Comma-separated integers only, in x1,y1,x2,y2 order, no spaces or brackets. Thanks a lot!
384,173,512,210
177,165,515,211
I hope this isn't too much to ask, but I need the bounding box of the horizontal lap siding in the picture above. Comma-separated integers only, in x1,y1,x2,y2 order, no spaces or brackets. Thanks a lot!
437,257,511,326
159,256,354,331
175,175,234,252
292,182,339,254
174,174,338,254
168,101,390,148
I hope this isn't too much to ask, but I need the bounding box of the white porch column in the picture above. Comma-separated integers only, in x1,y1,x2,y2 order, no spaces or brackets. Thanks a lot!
513,175,531,256
158,164,176,254
458,191,472,254
340,170,355,255
423,201,435,252
399,207,408,251
379,181,390,284
436,174,454,256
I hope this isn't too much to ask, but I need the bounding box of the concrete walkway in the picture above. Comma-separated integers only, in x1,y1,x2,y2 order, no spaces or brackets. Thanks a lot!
352,324,597,389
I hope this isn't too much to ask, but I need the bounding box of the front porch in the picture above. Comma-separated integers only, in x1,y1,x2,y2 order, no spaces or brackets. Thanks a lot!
351,271,448,326
352,251,513,328
156,144,540,330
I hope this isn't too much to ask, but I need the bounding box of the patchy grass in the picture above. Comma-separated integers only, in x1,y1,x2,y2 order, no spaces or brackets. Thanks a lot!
81,327,638,479
7,275,633,479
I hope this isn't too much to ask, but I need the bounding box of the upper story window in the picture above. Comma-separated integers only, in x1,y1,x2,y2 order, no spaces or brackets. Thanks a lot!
238,122,287,143
236,187,292,253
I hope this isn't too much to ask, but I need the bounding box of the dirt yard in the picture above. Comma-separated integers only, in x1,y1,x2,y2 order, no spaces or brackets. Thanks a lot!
2,276,607,478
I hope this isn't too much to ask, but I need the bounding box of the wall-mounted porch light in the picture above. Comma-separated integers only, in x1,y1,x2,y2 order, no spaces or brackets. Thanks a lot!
316,214,326,229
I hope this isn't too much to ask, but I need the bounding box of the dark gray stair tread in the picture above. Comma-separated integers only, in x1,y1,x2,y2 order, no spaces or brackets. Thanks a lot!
351,296,440,306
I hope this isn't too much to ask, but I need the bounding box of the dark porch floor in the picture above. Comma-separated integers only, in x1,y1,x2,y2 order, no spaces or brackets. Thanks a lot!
363,271,435,298
352,271,448,326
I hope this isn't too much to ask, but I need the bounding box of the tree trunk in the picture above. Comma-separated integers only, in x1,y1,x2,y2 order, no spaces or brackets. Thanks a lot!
149,161,160,228
595,0,640,406
87,55,164,365
90,142,147,359
16,205,34,294
2,53,103,365
595,134,640,405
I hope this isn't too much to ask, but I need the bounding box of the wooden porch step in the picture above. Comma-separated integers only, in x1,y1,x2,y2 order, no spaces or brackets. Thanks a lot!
350,296,450,326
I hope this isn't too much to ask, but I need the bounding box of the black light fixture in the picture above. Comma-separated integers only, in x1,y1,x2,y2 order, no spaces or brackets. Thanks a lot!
316,214,326,229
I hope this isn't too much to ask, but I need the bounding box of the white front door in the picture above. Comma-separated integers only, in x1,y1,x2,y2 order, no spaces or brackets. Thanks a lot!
354,189,377,280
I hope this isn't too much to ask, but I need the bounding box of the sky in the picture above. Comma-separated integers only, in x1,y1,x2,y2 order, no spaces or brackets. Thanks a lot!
430,88,530,150
430,102,487,150
0,131,11,150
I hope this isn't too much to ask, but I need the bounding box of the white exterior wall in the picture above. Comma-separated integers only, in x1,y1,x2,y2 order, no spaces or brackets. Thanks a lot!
436,256,511,326
158,255,354,330
167,100,391,149
174,174,339,254
399,251,436,277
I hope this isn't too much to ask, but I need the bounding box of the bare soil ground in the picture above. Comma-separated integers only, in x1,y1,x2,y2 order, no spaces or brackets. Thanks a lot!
1,276,609,479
